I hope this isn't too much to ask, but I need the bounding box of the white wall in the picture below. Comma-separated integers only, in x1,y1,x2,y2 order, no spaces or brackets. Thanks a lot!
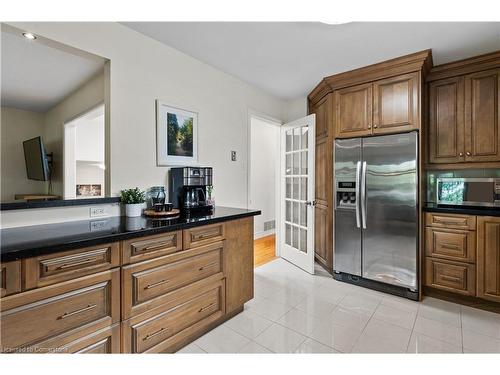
0,107,48,201
249,117,279,237
1,22,286,228
284,97,308,122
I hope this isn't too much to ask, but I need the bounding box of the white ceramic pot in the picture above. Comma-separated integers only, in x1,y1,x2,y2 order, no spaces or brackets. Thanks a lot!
125,203,143,217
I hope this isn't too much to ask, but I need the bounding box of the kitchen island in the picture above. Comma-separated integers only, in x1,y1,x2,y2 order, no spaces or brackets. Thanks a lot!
0,207,260,353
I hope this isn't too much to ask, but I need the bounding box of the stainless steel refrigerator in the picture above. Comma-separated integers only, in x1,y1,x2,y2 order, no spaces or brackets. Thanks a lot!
333,132,418,300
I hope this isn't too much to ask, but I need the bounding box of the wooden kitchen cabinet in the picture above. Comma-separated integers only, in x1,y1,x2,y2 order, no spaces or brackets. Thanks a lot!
464,69,500,163
1,269,120,352
224,217,254,314
477,216,500,303
310,94,333,272
313,94,330,139
373,72,419,134
334,83,373,138
428,77,466,164
0,260,21,297
314,204,331,268
1,215,257,353
427,52,500,168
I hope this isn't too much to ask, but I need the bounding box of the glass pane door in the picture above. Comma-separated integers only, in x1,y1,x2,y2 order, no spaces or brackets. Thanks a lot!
281,115,315,274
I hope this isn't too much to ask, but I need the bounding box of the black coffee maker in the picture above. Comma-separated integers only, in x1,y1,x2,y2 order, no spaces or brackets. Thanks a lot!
169,167,213,215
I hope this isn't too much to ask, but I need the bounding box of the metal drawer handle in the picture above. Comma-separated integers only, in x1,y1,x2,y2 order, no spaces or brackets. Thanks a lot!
441,275,461,282
440,243,461,251
56,258,96,270
198,303,215,313
143,327,167,341
199,262,218,271
59,304,97,319
435,220,463,225
143,240,173,252
145,279,170,289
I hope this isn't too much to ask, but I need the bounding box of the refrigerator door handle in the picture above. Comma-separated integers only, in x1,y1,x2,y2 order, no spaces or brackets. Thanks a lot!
355,161,361,228
361,161,367,229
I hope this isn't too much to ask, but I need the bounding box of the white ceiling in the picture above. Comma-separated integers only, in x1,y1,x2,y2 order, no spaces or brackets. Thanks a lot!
1,29,106,113
122,22,500,100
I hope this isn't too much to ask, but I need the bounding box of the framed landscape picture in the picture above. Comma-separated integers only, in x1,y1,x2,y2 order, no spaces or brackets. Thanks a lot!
156,100,198,166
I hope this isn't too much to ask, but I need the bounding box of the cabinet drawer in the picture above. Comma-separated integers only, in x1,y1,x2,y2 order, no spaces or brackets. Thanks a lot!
122,278,225,353
183,223,225,249
122,231,182,264
72,324,120,353
0,269,120,352
425,227,476,263
1,260,21,297
425,257,476,296
24,243,120,289
425,212,476,230
122,241,224,319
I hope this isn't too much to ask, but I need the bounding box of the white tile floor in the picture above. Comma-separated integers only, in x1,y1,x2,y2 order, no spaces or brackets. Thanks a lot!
178,258,500,354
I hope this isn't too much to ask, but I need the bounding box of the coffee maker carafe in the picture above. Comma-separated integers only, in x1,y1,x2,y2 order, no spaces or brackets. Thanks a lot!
183,187,206,208
169,167,213,215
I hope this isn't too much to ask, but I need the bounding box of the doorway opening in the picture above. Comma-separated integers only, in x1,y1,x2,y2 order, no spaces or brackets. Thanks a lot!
248,113,281,267
63,104,105,199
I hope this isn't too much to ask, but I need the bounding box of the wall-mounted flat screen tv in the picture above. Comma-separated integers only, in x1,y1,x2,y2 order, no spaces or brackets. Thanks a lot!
23,136,50,181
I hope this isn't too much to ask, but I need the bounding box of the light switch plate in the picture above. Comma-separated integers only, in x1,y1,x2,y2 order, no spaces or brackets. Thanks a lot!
90,206,107,217
231,151,237,161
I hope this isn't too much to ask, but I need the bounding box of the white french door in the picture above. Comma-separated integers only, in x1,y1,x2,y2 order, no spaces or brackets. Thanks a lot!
280,115,316,274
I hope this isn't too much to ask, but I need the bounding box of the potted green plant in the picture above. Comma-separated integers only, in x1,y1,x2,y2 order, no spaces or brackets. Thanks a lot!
120,187,146,217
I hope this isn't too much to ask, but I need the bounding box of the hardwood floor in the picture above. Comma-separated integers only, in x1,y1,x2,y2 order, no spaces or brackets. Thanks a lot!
254,234,277,267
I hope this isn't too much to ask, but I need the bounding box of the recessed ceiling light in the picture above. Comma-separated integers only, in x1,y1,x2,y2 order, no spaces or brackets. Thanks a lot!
22,32,37,40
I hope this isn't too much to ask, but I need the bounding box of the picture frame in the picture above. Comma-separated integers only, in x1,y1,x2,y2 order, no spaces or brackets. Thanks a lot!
156,100,198,166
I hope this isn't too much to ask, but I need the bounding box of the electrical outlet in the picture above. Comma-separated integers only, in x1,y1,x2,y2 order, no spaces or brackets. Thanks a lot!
231,151,237,161
90,206,107,217
90,219,108,232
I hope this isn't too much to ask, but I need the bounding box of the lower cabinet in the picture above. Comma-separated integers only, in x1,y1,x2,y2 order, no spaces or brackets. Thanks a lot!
0,269,120,353
0,217,255,353
425,257,476,296
121,278,225,353
425,212,500,306
477,216,500,303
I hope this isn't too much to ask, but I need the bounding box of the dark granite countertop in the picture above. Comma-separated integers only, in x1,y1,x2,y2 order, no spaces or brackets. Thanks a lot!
424,203,500,217
0,206,260,262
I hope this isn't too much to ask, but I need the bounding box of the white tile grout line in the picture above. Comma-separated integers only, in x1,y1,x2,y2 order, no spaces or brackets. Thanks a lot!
459,305,464,353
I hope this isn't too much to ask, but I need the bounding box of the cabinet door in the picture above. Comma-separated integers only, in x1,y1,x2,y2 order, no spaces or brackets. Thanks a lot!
334,83,373,138
315,136,329,207
314,204,331,269
464,69,500,163
477,216,500,303
373,73,419,134
311,95,330,139
428,77,465,164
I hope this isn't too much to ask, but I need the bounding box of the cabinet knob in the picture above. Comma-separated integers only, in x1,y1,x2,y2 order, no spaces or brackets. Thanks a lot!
367,125,371,129
466,152,471,156
373,125,378,129
459,152,464,157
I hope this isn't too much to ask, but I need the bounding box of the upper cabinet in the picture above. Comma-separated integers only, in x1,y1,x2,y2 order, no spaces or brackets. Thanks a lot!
313,93,331,139
373,72,419,134
334,83,372,138
334,74,420,139
428,77,465,164
427,52,500,168
464,69,500,163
